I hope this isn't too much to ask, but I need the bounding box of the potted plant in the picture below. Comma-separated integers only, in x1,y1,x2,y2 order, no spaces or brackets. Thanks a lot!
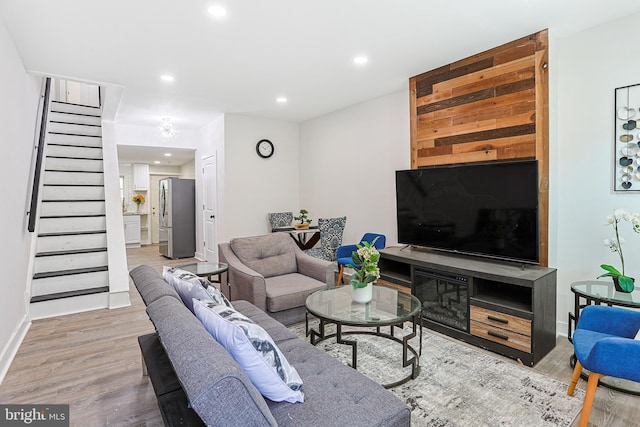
293,209,311,229
349,237,381,303
597,209,640,292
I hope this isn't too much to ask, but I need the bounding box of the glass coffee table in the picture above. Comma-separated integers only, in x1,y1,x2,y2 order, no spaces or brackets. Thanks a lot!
305,285,422,388
176,261,228,289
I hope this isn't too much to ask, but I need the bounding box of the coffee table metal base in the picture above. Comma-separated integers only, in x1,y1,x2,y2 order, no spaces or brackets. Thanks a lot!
305,313,422,389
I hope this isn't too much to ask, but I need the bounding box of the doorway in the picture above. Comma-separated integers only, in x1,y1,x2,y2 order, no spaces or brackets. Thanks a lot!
202,155,217,261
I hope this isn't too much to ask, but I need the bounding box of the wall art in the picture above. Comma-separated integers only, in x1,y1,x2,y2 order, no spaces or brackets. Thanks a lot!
615,83,640,191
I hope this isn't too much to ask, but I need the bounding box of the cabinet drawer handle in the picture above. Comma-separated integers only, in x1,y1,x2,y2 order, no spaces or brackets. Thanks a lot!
487,330,509,341
487,315,508,324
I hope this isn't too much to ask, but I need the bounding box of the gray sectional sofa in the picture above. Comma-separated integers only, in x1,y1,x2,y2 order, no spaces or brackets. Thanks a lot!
129,265,411,427
218,232,335,325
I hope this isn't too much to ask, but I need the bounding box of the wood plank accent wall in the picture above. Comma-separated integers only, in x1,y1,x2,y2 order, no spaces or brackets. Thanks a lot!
409,30,549,266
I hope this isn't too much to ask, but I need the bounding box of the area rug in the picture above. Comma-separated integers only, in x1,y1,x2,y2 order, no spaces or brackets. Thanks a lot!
289,320,584,427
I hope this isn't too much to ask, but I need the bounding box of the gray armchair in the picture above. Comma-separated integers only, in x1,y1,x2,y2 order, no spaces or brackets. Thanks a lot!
218,233,335,325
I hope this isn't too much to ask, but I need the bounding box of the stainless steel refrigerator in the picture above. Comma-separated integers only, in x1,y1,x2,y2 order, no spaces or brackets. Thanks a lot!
159,177,195,259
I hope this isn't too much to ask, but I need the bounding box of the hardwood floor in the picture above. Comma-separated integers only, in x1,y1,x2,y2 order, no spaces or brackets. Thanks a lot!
0,245,637,426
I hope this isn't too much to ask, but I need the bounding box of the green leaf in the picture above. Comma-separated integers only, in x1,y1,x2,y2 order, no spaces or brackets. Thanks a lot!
618,275,635,292
599,264,622,276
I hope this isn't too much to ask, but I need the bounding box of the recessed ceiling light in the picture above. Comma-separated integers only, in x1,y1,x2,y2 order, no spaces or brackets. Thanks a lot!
160,75,175,82
154,161,161,164
164,153,172,157
208,5,227,17
276,97,287,103
353,56,368,65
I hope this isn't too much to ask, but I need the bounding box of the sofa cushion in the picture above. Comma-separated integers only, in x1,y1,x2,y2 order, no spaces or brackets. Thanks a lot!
146,296,277,426
230,234,298,278
267,338,411,427
163,267,218,312
265,273,327,313
193,300,304,403
129,265,182,305
233,301,299,344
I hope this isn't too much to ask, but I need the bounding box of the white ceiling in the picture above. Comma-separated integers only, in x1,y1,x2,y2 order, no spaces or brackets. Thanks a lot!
116,145,195,167
2,0,639,130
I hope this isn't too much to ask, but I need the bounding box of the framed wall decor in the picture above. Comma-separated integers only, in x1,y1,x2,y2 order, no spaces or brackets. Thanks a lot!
614,83,640,191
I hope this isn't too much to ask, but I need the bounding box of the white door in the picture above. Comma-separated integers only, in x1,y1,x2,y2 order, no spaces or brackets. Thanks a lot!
203,155,217,261
150,174,176,244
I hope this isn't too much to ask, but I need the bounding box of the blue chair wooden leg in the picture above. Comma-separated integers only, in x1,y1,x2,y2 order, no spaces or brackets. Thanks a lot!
578,372,604,427
337,265,345,286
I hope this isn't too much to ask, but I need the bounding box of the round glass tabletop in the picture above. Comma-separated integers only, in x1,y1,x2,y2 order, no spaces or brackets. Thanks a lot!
305,285,422,326
177,261,228,276
571,280,640,307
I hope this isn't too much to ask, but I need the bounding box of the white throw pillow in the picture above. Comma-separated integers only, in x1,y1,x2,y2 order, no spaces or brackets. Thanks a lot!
635,328,640,340
162,266,233,312
193,299,304,403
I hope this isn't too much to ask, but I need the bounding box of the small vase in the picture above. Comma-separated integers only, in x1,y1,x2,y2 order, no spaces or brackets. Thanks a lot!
351,282,373,304
136,204,141,213
613,276,635,293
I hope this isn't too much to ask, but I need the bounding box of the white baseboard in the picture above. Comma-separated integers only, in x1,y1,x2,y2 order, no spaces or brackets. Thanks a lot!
109,291,131,309
0,314,31,385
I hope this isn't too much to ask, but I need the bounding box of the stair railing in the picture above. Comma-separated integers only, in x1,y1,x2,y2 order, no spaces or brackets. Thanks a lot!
27,77,51,233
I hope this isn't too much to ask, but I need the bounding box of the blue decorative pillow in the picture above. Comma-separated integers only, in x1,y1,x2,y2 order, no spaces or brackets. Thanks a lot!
193,299,304,403
162,266,232,312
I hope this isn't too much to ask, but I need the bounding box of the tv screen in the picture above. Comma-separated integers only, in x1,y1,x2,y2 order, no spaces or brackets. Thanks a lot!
395,160,539,264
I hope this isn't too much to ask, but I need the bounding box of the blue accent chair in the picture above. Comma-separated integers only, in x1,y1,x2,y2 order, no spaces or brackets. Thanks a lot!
335,233,386,286
567,305,640,427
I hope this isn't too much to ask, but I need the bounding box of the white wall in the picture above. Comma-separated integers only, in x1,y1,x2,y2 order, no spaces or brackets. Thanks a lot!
554,13,640,335
0,17,41,382
222,114,300,240
299,90,410,245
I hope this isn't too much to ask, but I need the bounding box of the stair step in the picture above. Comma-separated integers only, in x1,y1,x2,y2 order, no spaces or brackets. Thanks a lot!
34,252,109,275
31,270,109,297
50,101,101,116
30,287,109,303
36,247,108,257
42,185,105,200
39,216,107,234
36,231,108,252
48,122,101,137
44,157,104,172
46,144,103,159
46,133,102,148
30,291,110,320
38,230,106,237
43,170,104,185
48,111,101,126
40,200,105,216
33,265,108,280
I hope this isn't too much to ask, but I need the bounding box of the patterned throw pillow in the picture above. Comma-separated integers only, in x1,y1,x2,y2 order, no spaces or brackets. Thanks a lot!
308,216,346,261
162,266,233,311
268,212,293,230
193,299,304,403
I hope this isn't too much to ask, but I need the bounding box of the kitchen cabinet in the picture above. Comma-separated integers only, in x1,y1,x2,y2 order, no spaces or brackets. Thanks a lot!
124,214,141,247
133,163,149,191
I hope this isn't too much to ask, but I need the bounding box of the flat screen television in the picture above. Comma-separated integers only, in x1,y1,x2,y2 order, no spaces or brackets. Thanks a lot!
395,160,539,264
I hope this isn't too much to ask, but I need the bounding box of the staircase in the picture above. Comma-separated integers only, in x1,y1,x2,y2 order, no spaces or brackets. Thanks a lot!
30,100,110,317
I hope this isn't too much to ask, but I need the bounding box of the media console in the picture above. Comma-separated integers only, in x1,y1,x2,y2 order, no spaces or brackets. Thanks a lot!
379,246,557,366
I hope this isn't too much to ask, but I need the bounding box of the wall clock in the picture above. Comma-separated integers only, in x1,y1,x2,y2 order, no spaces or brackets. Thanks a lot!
256,139,274,158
